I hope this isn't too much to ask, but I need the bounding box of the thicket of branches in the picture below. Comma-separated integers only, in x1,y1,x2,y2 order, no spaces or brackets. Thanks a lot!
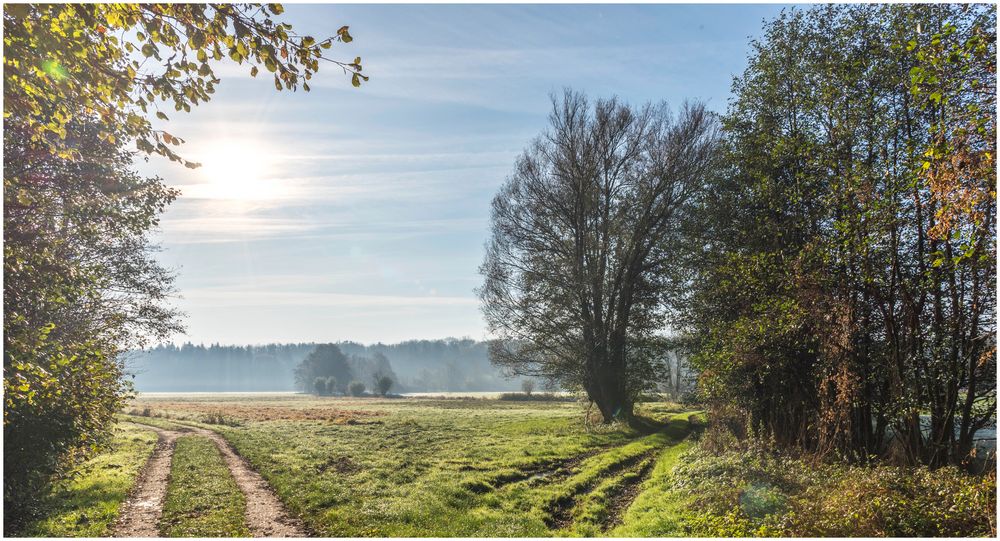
679,4,995,466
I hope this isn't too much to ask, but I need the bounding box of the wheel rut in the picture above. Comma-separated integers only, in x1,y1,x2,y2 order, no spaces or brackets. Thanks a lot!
186,426,308,537
114,422,307,538
543,448,659,530
600,457,657,531
112,425,187,537
471,446,610,494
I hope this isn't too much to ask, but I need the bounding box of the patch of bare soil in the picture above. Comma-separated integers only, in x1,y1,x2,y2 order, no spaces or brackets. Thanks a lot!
601,458,656,531
317,455,359,475
187,427,308,537
112,425,189,537
544,448,659,530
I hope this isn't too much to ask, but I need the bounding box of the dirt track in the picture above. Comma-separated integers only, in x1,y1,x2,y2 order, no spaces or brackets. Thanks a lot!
112,425,185,537
113,422,307,538
187,426,308,537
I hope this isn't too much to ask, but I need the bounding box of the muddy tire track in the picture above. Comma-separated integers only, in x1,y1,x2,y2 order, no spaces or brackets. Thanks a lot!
544,448,659,530
187,426,309,537
471,449,598,493
112,425,188,537
600,457,657,531
470,442,623,494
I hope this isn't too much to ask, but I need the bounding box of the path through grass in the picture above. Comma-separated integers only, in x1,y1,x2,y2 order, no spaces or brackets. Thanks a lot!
159,436,250,537
125,395,698,536
17,423,157,537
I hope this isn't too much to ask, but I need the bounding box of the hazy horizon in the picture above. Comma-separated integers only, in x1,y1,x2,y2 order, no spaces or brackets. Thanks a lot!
139,335,486,349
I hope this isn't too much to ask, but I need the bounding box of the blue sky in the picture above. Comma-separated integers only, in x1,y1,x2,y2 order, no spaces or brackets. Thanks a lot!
142,3,788,345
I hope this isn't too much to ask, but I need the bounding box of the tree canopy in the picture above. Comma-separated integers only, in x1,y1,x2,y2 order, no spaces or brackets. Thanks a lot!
679,3,995,466
480,91,719,422
3,3,366,167
294,344,354,392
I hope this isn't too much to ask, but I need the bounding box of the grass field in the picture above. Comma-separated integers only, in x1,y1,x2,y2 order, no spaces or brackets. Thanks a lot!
121,393,700,537
18,423,158,537
19,393,991,537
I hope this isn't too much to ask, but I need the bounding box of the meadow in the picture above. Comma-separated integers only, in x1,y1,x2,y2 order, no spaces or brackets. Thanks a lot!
16,393,995,538
124,394,702,537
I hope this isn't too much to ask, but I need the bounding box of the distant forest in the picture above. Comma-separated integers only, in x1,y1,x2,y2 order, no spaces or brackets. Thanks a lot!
126,339,526,393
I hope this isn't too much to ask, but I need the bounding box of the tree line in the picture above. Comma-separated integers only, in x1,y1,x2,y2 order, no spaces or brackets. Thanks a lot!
126,339,524,393
481,3,995,467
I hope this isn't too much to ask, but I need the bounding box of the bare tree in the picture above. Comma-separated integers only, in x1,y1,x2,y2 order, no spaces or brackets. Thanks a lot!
479,90,719,422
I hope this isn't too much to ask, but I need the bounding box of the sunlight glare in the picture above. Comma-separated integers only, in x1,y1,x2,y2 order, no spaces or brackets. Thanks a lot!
190,141,281,201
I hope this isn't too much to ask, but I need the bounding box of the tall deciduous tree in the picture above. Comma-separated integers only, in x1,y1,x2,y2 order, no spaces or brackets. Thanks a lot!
480,91,719,422
4,122,182,523
681,4,995,466
294,344,353,392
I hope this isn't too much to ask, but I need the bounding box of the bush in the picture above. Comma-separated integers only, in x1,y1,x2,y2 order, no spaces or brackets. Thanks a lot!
313,377,327,396
671,437,997,537
348,381,366,397
325,377,338,396
202,412,241,427
374,375,393,396
4,123,180,528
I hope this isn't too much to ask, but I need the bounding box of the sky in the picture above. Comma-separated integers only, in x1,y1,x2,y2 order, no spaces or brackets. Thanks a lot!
140,3,789,346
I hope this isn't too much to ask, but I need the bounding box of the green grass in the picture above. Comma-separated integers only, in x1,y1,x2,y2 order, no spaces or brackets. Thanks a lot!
127,394,697,536
607,439,696,536
159,436,250,537
17,423,158,537
116,412,195,430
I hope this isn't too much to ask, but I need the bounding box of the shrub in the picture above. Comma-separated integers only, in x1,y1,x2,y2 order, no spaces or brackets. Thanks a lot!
4,122,180,527
374,375,393,396
348,381,366,397
671,438,997,537
313,377,327,396
325,377,338,396
202,412,241,427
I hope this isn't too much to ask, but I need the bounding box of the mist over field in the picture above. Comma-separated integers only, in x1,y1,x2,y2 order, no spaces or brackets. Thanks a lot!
126,339,525,393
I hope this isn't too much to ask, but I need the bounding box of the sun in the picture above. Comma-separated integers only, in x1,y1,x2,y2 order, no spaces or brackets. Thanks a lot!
189,141,281,201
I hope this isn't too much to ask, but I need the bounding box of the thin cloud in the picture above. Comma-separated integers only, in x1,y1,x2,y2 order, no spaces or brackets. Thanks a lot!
181,288,479,309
